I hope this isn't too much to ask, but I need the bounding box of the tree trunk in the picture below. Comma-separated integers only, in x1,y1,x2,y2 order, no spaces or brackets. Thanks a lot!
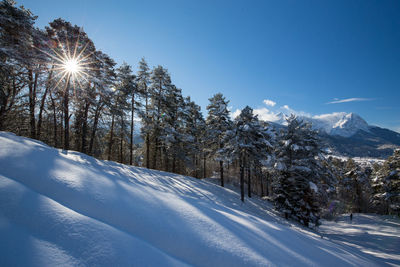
108,114,115,161
220,160,224,187
152,138,158,169
88,103,103,156
81,100,90,153
203,154,206,178
37,67,53,139
248,166,251,198
119,116,124,163
144,83,150,168
172,153,176,173
129,92,135,165
63,77,70,150
240,155,245,202
28,69,38,139
260,172,264,197
49,91,58,147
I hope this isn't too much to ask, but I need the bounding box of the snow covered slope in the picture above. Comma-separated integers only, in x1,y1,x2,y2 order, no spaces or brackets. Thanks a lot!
320,214,400,266
0,132,394,266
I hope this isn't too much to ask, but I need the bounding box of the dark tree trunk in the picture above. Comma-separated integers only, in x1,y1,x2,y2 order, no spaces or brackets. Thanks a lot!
152,138,158,169
220,160,224,187
203,154,206,178
37,67,53,139
240,155,245,202
108,114,115,161
88,103,103,156
63,78,70,150
146,134,150,168
81,100,90,153
260,172,264,197
129,92,135,165
194,155,198,178
28,69,38,139
119,116,124,163
248,166,251,198
172,154,176,173
49,92,58,147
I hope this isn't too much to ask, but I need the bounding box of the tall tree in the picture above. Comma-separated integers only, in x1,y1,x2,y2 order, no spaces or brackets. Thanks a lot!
273,115,322,227
371,149,400,215
148,65,170,169
0,0,35,130
230,106,269,201
206,93,232,186
116,63,137,165
136,58,151,168
46,19,95,150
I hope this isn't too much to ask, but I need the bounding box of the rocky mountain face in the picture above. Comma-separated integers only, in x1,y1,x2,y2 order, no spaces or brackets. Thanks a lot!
270,112,400,158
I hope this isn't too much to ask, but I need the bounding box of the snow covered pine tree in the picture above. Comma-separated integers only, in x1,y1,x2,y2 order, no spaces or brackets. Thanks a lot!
273,115,322,227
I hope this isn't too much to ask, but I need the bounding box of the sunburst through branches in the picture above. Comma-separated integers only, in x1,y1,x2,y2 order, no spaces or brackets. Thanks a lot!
35,28,97,94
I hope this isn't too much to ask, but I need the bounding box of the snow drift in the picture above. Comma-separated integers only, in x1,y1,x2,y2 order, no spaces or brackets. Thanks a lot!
0,132,389,266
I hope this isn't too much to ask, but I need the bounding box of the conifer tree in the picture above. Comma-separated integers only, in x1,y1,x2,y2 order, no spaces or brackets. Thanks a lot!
136,58,151,168
148,65,170,169
230,106,270,201
371,149,400,214
0,0,36,130
273,115,322,227
206,93,232,186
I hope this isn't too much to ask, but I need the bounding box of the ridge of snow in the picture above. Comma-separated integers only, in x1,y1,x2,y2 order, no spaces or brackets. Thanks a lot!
0,132,395,266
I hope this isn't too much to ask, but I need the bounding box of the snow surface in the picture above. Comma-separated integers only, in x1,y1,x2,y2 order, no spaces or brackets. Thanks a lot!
320,214,400,266
0,132,398,266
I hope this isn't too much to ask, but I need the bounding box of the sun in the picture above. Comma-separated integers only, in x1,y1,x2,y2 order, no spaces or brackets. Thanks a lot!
34,29,96,91
63,58,81,74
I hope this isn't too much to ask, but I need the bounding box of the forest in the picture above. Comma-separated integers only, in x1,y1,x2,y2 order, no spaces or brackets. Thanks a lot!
1,0,399,227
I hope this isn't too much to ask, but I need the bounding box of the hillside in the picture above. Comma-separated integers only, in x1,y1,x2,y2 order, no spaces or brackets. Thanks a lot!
0,132,398,266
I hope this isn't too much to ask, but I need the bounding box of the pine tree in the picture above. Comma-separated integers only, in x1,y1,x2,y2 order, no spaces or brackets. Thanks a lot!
371,149,400,214
148,65,170,169
136,58,151,168
0,0,36,130
229,106,270,201
273,115,321,227
206,93,232,186
115,63,138,165
183,97,205,178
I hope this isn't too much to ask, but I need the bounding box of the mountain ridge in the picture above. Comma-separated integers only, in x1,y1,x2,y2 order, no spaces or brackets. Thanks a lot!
265,112,400,158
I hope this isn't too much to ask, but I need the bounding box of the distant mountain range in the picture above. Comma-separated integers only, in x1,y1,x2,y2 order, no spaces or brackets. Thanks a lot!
269,112,400,158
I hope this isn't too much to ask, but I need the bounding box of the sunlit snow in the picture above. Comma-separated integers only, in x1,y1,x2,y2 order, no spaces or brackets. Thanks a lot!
0,132,399,266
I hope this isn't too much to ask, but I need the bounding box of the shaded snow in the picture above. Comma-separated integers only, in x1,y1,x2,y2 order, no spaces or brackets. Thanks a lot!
320,214,400,266
0,132,396,266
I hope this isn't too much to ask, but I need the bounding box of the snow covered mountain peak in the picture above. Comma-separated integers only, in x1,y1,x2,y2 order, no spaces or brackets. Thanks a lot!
271,112,370,137
306,112,369,137
330,112,369,137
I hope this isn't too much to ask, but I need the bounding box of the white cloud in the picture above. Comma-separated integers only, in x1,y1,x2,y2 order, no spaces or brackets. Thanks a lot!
327,98,373,104
263,99,276,107
280,105,311,118
313,112,347,121
231,108,241,119
253,107,281,122
230,102,317,123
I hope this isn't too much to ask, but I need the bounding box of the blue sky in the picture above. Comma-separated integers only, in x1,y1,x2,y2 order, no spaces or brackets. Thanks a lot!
19,0,400,132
